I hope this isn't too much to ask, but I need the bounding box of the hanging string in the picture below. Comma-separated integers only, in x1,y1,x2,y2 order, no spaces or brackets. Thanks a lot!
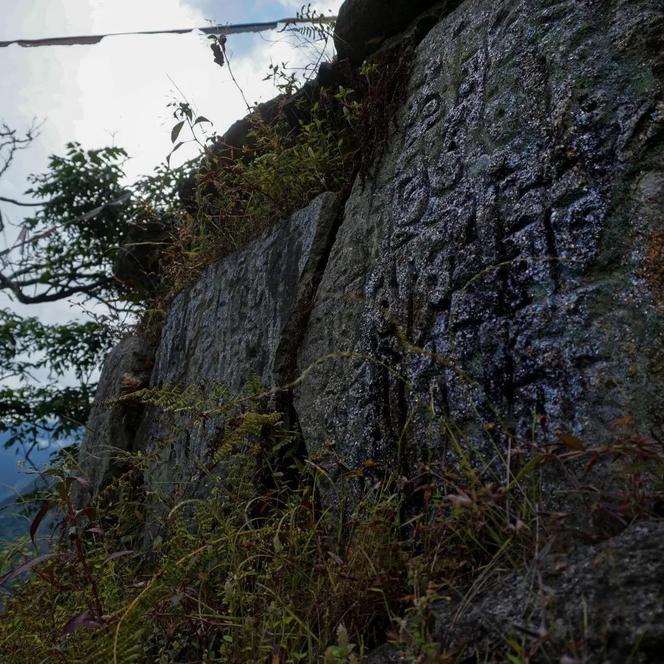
0,16,336,49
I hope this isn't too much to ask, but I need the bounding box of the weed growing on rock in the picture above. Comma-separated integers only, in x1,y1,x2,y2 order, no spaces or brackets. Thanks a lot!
130,38,416,318
1,384,661,663
156,99,356,302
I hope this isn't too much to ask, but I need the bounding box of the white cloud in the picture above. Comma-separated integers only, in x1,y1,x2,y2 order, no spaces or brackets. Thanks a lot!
1,0,340,184
87,0,203,32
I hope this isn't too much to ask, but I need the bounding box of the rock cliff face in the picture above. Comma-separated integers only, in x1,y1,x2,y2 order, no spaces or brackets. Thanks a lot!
78,0,664,656
133,193,342,509
297,0,664,497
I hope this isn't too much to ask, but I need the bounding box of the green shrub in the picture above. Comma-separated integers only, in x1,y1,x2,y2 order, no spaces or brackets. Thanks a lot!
157,96,356,302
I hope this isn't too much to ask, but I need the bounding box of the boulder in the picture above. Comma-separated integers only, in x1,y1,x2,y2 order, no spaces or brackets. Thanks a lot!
134,192,343,508
78,335,154,498
333,0,460,65
368,521,664,662
113,219,170,297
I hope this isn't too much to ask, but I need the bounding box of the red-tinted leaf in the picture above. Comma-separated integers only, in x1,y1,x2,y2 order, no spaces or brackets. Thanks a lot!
74,476,91,490
0,552,71,586
30,501,55,545
583,453,600,477
557,432,585,451
61,610,104,636
76,506,95,520
103,550,135,565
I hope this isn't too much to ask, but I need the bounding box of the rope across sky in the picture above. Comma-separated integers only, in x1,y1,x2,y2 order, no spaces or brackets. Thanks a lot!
0,16,336,49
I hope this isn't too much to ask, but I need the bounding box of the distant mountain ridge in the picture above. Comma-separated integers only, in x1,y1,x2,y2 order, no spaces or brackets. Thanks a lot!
0,433,64,545
0,433,70,502
0,474,57,547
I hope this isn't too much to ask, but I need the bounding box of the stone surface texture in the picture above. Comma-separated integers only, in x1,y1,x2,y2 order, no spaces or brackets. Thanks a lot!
367,521,664,663
84,0,664,549
296,0,664,497
134,192,342,505
333,0,460,65
78,335,154,496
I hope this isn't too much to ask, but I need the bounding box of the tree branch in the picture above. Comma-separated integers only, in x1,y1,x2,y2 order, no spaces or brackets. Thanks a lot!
0,121,40,178
0,271,111,304
0,195,48,207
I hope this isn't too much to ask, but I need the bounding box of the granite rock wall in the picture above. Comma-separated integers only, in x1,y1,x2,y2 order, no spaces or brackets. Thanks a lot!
81,0,664,513
76,0,664,636
76,0,664,656
295,0,664,498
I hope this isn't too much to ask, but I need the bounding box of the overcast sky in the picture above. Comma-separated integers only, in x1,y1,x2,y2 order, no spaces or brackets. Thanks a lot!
0,0,342,324
0,0,342,480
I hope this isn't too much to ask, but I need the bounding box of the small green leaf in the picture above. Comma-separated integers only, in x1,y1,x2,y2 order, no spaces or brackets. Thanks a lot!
171,121,185,144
